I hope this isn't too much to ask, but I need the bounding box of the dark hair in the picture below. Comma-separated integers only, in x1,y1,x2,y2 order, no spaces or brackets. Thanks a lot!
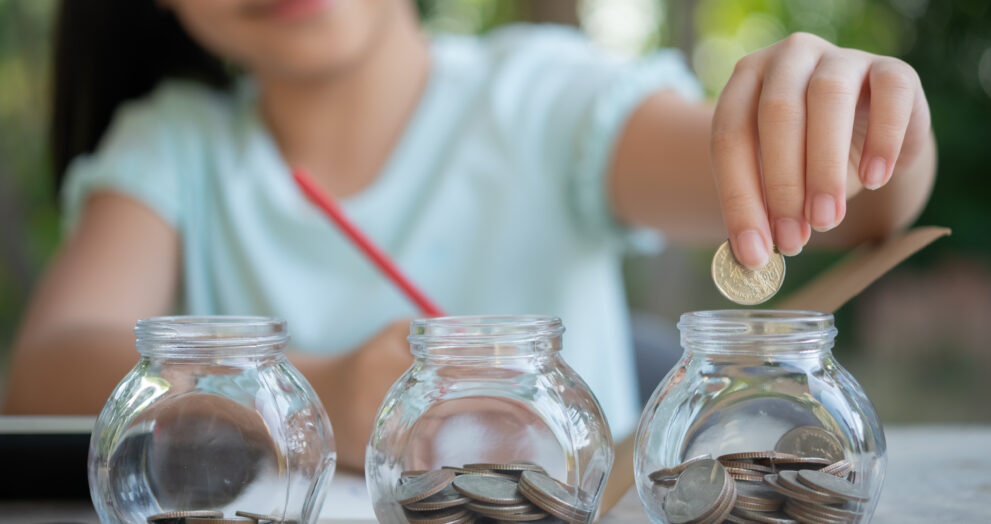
51,0,233,190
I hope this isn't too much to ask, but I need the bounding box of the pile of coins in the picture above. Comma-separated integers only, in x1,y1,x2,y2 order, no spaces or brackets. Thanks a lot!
146,510,294,523
649,426,871,523
396,462,592,523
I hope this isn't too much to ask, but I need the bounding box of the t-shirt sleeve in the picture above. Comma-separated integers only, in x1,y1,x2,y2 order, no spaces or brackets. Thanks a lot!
485,25,704,252
60,82,205,234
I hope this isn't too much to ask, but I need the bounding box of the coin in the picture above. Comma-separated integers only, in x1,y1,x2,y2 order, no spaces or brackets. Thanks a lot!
775,426,845,463
785,499,861,520
662,459,729,524
820,459,853,477
719,460,774,474
397,469,457,505
719,451,796,462
442,466,516,479
235,510,284,522
518,470,591,522
463,462,546,475
765,472,845,505
404,485,470,511
782,500,849,524
766,456,832,470
403,506,471,524
731,507,799,523
711,239,786,305
796,469,869,502
452,475,527,505
183,517,256,524
648,454,714,483
147,510,225,523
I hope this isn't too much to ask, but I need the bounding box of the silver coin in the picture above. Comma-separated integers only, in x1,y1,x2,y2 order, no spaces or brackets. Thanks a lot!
711,239,786,305
649,454,714,483
819,459,853,477
662,459,728,524
403,506,471,524
397,469,457,505
517,470,590,521
452,474,526,505
796,469,870,502
785,499,862,520
775,426,845,463
404,485,470,511
463,462,546,475
147,510,224,523
766,472,845,505
730,507,799,524
234,510,286,522
186,519,256,524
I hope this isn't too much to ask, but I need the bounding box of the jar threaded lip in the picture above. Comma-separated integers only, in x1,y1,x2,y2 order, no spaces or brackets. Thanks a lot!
135,316,289,358
408,315,564,358
677,310,837,355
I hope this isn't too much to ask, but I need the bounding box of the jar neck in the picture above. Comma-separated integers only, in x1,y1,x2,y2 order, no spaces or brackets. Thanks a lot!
408,315,564,364
678,310,837,358
135,316,289,360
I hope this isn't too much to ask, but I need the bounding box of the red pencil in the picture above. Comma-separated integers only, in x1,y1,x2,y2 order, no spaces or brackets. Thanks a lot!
292,168,446,317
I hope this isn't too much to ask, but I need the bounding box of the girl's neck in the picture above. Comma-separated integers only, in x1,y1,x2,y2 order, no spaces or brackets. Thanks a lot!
257,2,429,198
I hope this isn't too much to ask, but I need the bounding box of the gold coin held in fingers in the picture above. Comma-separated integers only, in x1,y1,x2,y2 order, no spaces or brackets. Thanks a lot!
712,240,786,305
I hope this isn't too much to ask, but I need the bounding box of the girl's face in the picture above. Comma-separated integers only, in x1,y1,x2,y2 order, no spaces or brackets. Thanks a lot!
162,0,399,80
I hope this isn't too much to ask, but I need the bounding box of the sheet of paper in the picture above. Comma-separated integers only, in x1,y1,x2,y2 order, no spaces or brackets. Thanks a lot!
317,471,376,523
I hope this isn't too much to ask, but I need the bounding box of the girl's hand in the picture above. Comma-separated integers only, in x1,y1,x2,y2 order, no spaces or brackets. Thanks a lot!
712,32,931,268
297,318,413,471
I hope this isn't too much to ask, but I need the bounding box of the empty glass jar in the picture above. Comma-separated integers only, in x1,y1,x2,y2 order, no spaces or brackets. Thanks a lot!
366,316,614,523
88,316,336,524
634,310,886,524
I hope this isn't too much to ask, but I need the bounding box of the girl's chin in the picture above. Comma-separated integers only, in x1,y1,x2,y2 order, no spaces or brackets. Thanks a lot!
259,0,334,23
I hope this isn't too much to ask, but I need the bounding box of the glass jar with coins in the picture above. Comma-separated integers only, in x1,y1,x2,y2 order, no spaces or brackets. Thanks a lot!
634,310,886,524
88,316,337,524
365,316,614,523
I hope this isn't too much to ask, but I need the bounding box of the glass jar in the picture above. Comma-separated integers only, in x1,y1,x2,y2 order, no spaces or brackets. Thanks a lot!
634,311,885,524
366,316,614,523
88,316,336,524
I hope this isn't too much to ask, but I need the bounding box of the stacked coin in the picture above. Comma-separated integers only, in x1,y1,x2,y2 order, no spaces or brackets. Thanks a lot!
396,462,592,523
146,510,294,523
648,427,869,523
661,459,736,524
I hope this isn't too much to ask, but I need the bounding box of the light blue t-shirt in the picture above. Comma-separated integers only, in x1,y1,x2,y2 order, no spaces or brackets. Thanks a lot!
62,25,701,437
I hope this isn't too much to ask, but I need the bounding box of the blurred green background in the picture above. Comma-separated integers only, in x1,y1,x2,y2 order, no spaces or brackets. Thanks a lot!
1,0,989,422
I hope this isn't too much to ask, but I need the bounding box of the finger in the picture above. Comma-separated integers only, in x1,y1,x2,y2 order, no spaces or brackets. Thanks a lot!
859,57,920,189
805,54,870,232
757,38,820,256
712,55,772,269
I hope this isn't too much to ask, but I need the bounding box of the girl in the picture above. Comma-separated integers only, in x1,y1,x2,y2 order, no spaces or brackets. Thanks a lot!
4,0,935,471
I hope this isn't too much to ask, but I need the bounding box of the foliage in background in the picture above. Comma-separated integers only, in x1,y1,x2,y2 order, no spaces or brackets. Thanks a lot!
0,0,58,349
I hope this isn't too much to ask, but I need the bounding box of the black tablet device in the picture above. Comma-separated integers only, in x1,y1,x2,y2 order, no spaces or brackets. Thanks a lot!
0,416,94,499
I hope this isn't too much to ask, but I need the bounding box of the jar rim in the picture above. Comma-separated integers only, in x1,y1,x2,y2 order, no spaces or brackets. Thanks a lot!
135,316,289,358
408,315,564,357
677,310,837,354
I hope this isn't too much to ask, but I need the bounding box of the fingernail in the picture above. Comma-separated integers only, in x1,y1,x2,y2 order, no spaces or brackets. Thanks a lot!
775,218,804,256
810,194,837,232
863,157,888,190
736,229,769,269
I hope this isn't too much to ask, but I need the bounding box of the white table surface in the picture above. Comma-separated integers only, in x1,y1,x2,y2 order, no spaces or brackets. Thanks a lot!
3,425,989,523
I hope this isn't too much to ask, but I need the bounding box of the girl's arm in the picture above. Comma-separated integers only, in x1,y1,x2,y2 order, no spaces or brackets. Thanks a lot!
609,33,936,264
4,193,181,414
3,192,411,471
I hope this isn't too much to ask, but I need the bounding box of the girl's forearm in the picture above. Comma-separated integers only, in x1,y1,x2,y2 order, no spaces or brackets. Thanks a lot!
3,328,138,414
